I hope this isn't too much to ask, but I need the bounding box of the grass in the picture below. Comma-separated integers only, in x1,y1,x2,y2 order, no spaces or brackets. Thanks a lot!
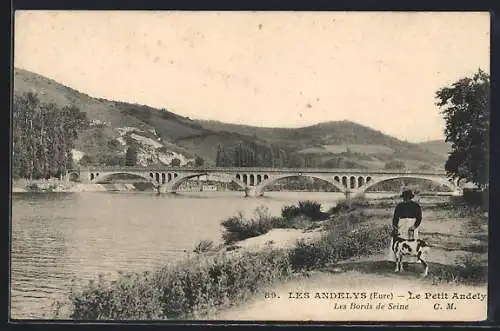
62,248,293,320
63,220,391,320
221,206,283,245
58,195,488,320
290,215,392,271
328,194,370,215
221,201,329,245
193,240,219,254
431,255,488,286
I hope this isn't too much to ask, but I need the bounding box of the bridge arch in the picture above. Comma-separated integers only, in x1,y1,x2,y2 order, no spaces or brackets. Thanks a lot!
356,175,457,194
255,174,346,195
167,172,246,192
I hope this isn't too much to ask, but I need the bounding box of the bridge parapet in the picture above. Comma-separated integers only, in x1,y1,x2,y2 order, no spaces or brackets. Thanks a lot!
78,166,446,176
77,166,455,197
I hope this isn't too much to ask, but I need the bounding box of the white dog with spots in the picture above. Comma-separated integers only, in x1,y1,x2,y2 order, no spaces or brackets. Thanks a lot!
391,228,430,277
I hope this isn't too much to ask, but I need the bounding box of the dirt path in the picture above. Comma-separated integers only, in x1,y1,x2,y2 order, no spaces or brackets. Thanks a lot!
214,255,487,321
214,205,487,321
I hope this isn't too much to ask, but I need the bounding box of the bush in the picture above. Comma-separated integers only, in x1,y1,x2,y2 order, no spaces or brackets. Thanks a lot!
431,255,488,285
290,222,392,271
221,207,277,244
193,240,217,254
462,188,489,209
298,200,323,220
281,204,301,219
70,272,164,320
26,182,40,191
328,195,369,215
65,217,396,320
69,248,293,320
282,200,327,221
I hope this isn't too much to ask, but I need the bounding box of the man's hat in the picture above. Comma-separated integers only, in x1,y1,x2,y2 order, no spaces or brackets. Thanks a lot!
401,188,415,199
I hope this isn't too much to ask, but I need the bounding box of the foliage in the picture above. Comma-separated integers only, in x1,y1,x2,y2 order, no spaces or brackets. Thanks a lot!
125,147,138,166
431,255,488,286
290,223,392,271
221,207,283,244
462,188,489,209
170,158,181,167
193,240,217,254
222,201,328,245
384,160,406,170
66,216,394,320
328,195,370,215
281,204,301,219
194,155,204,166
297,200,324,220
436,69,489,188
216,141,288,168
281,200,325,221
68,248,292,320
12,92,88,179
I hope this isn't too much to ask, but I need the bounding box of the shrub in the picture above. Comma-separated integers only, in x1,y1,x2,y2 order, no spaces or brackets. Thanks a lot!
282,201,327,221
328,195,369,215
462,188,489,210
65,216,396,320
298,200,323,220
193,240,217,254
281,204,301,219
290,222,392,271
26,182,40,191
70,272,164,320
221,207,276,245
431,255,488,286
68,248,293,320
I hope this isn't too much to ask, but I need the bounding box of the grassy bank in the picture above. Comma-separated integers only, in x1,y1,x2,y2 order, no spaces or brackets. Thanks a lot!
221,201,329,245
12,178,75,192
57,194,487,320
58,200,391,320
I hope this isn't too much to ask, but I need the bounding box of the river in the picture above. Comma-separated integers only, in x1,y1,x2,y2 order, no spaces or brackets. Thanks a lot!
11,191,392,319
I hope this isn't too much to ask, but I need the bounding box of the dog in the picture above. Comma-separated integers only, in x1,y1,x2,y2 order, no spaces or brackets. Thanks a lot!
391,229,430,277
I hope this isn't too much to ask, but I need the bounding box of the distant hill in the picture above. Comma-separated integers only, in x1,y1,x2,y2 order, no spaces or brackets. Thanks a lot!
417,140,451,157
13,68,447,170
196,120,448,169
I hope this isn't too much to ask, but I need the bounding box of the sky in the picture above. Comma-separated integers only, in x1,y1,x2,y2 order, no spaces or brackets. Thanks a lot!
14,11,490,142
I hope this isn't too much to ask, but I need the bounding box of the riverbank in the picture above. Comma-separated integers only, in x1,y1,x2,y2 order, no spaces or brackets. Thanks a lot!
12,179,138,193
51,195,487,320
213,196,488,321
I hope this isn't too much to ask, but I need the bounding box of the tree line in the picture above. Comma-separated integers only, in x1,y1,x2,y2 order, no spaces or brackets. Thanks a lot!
216,141,289,168
437,69,489,189
12,92,88,179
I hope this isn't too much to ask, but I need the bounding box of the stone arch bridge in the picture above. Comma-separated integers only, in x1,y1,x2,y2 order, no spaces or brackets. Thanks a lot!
74,166,460,197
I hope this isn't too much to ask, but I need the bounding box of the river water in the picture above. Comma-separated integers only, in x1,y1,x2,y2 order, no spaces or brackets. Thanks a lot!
11,191,391,319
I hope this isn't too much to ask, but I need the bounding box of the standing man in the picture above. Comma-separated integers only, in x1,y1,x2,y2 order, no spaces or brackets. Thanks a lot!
387,188,423,263
392,188,422,240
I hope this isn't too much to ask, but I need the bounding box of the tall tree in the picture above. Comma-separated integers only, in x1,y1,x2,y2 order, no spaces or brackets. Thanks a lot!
12,92,88,179
436,69,489,188
194,155,204,166
125,146,138,166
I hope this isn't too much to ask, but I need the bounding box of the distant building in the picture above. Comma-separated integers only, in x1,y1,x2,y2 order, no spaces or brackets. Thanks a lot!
202,185,218,192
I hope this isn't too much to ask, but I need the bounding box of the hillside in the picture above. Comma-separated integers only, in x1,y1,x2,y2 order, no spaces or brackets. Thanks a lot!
13,68,447,170
196,120,448,169
417,140,451,157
